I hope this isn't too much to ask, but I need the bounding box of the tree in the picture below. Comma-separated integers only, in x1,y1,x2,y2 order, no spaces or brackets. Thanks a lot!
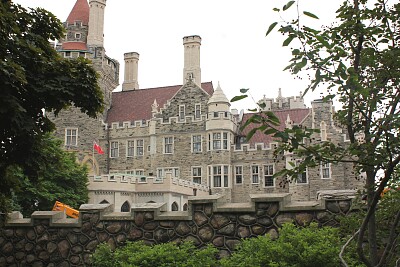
10,133,89,216
234,0,400,266
0,1,103,213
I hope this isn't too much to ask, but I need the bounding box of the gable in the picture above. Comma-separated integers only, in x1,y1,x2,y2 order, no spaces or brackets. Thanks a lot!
106,82,214,124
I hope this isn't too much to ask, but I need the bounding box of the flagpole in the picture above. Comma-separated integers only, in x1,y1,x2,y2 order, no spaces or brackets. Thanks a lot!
92,140,95,177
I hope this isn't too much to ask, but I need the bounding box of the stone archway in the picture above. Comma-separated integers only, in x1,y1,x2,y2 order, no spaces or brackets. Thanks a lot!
171,202,179,211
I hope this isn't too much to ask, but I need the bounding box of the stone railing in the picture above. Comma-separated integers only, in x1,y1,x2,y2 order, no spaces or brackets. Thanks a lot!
90,173,210,195
0,193,354,266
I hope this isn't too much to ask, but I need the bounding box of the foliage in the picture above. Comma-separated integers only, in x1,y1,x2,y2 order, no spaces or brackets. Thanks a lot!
90,241,219,267
10,133,89,216
0,1,103,213
232,0,400,265
220,223,351,267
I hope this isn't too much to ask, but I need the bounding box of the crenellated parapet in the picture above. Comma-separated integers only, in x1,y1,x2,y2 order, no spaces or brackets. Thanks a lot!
0,192,358,265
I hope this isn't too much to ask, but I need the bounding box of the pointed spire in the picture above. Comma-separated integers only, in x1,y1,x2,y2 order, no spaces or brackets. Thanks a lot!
208,82,230,105
66,0,89,26
151,99,159,113
285,114,292,128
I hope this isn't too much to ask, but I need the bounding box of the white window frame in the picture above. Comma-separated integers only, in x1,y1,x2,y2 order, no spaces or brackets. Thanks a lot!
321,162,331,179
195,104,201,120
127,140,134,157
234,166,243,184
192,135,202,153
136,139,144,156
75,33,81,39
179,105,185,121
110,141,119,158
163,137,174,154
296,160,308,184
251,165,260,184
65,128,78,146
209,165,229,188
209,131,229,151
157,167,179,178
264,164,275,187
192,166,202,184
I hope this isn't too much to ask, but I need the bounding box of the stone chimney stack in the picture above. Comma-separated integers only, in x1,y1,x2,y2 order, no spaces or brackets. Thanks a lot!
183,35,201,86
122,52,140,91
87,0,106,47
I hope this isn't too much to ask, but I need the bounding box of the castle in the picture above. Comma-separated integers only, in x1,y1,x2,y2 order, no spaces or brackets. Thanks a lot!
51,0,364,212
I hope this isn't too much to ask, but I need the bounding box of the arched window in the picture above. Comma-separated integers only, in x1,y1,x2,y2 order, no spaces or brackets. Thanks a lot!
183,203,188,211
100,200,109,204
171,202,179,211
121,201,130,212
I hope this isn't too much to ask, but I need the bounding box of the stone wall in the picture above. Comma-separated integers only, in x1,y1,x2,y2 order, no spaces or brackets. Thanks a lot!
0,194,354,267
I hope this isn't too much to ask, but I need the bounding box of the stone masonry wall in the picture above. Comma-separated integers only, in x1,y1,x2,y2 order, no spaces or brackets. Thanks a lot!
0,194,354,267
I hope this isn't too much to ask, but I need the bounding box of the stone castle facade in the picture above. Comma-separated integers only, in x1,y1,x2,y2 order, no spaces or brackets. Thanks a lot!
51,0,364,212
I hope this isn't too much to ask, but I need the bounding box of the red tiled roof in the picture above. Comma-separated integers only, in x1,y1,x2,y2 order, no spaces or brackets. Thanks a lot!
66,0,89,26
106,82,214,123
61,42,87,51
239,109,310,146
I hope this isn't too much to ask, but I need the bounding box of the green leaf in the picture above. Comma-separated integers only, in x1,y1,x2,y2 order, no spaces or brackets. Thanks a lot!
303,11,319,19
283,1,295,11
230,95,248,102
266,22,278,37
273,7,280,12
240,88,249,93
283,35,295,47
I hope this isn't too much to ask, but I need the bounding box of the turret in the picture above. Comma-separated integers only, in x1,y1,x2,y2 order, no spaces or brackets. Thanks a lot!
206,83,233,131
183,35,201,86
87,0,106,47
122,52,139,91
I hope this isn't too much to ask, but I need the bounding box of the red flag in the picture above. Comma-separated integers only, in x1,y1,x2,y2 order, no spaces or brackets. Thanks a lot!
93,142,104,154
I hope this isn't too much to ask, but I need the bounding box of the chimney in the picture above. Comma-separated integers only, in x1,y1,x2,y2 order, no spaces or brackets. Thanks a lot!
183,35,201,86
87,0,106,47
122,52,139,91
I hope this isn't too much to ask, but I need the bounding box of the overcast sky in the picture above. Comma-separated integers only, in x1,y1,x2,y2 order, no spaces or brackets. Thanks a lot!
13,0,342,111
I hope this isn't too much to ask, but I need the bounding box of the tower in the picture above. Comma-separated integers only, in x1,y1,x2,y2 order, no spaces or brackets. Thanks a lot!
183,35,201,86
87,0,106,47
122,52,140,91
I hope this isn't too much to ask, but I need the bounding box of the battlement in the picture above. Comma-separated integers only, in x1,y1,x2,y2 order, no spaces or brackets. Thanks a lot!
89,172,210,195
0,192,357,265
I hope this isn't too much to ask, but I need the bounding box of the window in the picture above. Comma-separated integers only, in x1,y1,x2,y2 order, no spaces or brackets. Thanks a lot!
214,112,219,118
252,165,259,184
213,133,221,150
65,128,78,146
211,165,229,188
321,162,331,179
179,105,185,121
75,33,81,39
192,135,202,153
264,164,274,187
110,141,119,158
235,166,243,184
127,140,134,157
296,160,308,184
64,51,71,58
136,139,144,156
192,167,202,184
195,104,201,119
209,131,229,151
320,121,327,141
135,169,144,176
164,137,173,154
157,167,179,178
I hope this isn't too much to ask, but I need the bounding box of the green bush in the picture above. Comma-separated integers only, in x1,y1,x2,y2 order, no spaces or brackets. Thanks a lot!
220,223,344,267
91,241,218,267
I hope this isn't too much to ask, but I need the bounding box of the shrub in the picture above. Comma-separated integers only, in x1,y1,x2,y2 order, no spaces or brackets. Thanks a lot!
91,241,218,267
220,223,343,267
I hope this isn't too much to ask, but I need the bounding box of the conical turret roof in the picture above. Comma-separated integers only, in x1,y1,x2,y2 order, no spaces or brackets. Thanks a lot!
208,82,230,105
66,0,89,25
